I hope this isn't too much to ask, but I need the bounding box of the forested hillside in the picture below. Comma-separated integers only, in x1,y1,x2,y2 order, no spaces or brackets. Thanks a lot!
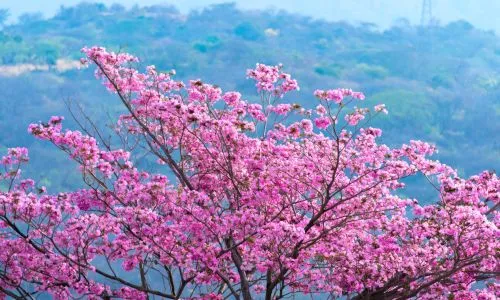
0,2,498,194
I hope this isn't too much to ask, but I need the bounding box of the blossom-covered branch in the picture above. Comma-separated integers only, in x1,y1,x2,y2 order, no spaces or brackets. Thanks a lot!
0,47,497,300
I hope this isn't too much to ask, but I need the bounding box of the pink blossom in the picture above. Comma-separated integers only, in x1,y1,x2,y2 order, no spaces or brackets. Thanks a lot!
314,88,365,103
301,119,313,133
316,104,327,115
345,108,368,126
222,91,241,106
314,116,332,129
247,63,299,97
374,104,388,114
269,103,292,115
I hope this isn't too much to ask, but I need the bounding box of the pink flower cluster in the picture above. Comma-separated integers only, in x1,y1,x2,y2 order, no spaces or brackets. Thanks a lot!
0,147,29,180
29,117,132,177
188,80,222,103
267,103,292,115
374,103,388,114
246,63,299,97
345,107,369,126
222,91,242,106
314,116,332,129
314,88,365,103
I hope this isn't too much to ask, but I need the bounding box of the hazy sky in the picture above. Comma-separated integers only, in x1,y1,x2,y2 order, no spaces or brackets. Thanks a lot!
2,0,499,32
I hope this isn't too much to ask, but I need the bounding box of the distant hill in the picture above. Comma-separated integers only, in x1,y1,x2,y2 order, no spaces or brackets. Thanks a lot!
4,1,500,33
0,2,498,198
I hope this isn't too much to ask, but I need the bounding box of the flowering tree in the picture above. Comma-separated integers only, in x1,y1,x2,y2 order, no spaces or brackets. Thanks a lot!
0,47,498,300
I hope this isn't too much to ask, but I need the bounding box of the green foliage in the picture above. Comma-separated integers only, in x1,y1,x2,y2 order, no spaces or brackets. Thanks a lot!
314,63,342,77
193,35,221,53
0,9,9,26
37,42,60,65
354,63,389,79
372,89,435,123
234,22,262,41
430,74,454,89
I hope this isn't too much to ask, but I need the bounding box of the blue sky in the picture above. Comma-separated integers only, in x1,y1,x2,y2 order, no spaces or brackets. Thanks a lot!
2,0,499,32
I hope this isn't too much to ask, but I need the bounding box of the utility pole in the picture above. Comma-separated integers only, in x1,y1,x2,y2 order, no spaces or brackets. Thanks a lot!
421,0,433,26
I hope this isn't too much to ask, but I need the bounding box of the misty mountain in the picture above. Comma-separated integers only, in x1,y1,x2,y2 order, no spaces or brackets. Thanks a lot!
3,1,500,34
0,2,498,198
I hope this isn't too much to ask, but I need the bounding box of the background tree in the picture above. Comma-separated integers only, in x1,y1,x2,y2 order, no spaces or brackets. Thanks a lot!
0,9,9,27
